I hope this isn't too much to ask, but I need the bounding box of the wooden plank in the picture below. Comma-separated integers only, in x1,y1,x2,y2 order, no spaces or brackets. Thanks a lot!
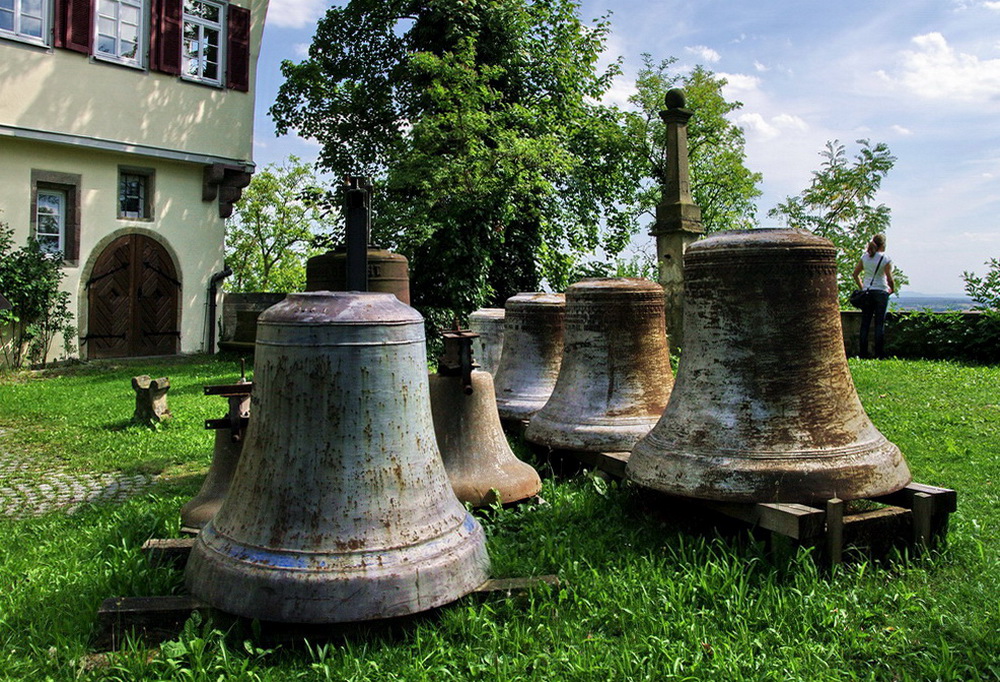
912,492,933,547
842,506,910,557
141,537,194,567
473,575,560,596
93,576,561,650
703,501,826,540
93,595,209,651
873,482,957,513
589,451,629,479
826,498,844,566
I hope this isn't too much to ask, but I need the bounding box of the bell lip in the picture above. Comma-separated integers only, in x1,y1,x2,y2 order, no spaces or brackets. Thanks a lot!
469,308,506,319
259,291,423,326
186,513,491,623
525,413,660,454
565,277,664,294
450,468,542,507
688,228,835,254
625,438,913,504
506,292,566,308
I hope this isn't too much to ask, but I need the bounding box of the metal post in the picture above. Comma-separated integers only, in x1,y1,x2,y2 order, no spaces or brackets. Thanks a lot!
345,177,371,292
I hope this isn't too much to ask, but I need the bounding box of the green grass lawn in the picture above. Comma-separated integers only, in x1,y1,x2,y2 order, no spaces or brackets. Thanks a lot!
0,355,997,681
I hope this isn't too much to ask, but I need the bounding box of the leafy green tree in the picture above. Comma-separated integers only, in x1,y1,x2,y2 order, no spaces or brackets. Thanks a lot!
768,139,907,302
224,156,338,293
625,55,763,234
0,222,75,369
963,258,1000,310
271,0,638,320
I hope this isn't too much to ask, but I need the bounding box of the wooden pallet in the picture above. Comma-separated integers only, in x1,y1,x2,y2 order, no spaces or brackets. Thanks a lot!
562,449,957,566
93,538,559,650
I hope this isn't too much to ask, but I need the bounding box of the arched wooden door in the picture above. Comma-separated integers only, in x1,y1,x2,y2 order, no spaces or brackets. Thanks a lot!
86,234,180,359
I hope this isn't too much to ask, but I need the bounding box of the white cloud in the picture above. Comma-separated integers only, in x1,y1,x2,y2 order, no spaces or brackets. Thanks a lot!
599,75,637,108
891,124,913,135
718,72,761,95
685,45,721,63
266,0,325,29
984,1,1000,10
878,32,1000,102
293,43,310,58
736,112,808,140
753,60,769,72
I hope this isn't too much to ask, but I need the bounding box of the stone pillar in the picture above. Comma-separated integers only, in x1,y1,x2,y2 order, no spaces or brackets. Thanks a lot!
650,89,704,355
132,375,172,425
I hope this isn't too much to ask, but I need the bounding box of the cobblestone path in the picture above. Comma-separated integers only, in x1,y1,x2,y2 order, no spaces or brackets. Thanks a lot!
0,430,157,518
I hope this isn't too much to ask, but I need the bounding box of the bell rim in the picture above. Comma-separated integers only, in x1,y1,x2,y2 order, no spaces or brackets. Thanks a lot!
186,514,491,623
626,437,912,503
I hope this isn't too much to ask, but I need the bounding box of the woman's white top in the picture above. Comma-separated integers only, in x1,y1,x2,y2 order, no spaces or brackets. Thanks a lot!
860,251,892,291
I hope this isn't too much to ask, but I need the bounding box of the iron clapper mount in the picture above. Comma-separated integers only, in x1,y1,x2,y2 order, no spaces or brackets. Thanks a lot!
437,326,480,395
202,362,252,443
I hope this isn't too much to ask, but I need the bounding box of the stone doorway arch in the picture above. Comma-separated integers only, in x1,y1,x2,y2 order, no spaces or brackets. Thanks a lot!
85,233,180,358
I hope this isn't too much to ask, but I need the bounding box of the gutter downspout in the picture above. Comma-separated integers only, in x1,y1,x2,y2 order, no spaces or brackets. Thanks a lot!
208,265,233,354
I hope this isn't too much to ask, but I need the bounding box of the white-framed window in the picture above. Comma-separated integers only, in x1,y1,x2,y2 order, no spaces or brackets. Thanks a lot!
35,189,67,255
94,0,145,68
0,0,47,44
182,0,224,86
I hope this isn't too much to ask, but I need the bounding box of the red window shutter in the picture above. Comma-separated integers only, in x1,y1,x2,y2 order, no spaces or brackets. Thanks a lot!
54,0,93,54
226,5,251,92
150,0,183,75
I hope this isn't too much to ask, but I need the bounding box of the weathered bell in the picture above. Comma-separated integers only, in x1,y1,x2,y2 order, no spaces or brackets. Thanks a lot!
627,229,911,503
185,292,490,623
468,308,505,375
429,328,541,506
525,278,673,453
493,293,566,422
180,380,252,529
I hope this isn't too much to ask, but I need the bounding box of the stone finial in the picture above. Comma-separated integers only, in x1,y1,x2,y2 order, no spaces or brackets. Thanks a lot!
664,88,686,110
132,375,172,426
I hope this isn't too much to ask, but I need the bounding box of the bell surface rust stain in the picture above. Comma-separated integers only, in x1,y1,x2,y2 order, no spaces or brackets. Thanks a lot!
525,278,673,453
627,229,911,504
493,292,566,422
185,292,490,624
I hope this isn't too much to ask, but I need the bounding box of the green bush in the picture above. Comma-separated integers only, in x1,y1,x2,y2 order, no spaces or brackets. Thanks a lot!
0,223,75,369
886,310,1000,363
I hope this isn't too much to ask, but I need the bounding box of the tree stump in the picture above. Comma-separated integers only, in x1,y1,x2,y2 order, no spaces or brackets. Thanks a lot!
132,375,171,425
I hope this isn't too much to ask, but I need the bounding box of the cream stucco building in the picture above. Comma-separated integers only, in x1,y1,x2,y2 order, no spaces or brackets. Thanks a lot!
0,0,267,362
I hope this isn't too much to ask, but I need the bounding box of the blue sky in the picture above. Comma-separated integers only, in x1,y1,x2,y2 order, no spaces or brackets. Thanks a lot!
253,0,1000,295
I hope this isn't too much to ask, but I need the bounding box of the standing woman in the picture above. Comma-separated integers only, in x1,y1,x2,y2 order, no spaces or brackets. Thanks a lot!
852,233,895,358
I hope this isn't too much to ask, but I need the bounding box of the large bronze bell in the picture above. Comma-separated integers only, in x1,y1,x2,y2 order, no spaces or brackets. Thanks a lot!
525,278,673,453
627,229,911,503
429,328,541,506
493,293,566,422
185,292,490,623
468,308,505,375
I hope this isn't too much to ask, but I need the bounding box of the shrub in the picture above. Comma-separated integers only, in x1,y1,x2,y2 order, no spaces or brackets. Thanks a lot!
886,309,1000,364
0,222,76,369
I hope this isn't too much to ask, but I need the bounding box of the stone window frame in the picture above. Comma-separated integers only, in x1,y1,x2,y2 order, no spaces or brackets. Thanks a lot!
30,170,82,267
117,165,155,221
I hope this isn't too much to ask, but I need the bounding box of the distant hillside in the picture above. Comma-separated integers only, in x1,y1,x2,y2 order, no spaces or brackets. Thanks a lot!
893,292,976,312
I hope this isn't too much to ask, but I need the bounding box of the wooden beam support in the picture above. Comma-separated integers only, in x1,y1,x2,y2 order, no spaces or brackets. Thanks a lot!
825,498,844,566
